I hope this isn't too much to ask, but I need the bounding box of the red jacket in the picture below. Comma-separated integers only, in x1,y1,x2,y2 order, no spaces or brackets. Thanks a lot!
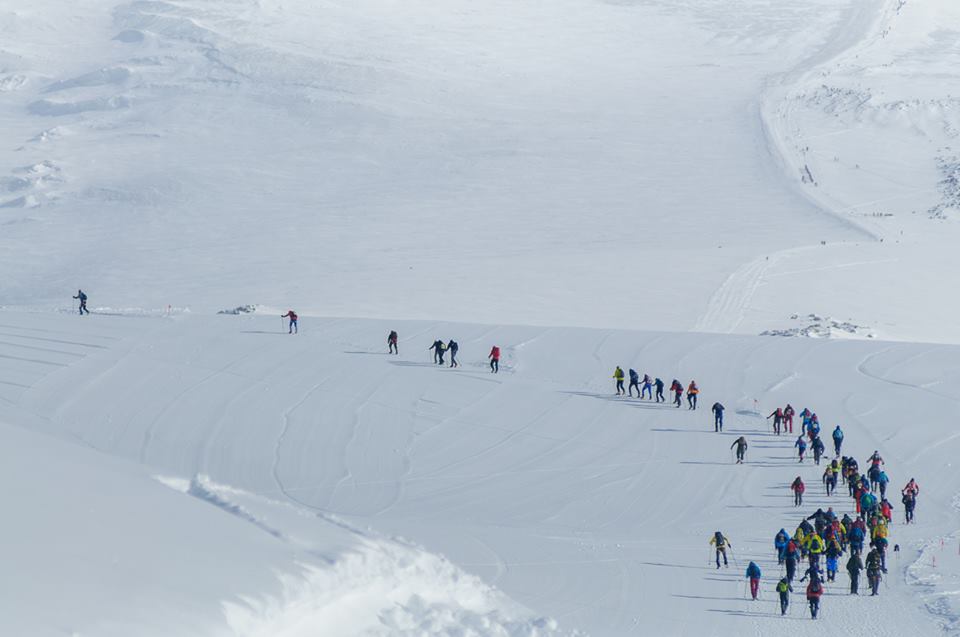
792,480,805,494
806,581,823,600
489,346,500,360
283,311,298,321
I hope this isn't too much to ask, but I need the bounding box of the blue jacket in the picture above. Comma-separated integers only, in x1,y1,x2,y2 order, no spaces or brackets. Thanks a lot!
832,427,843,440
795,438,807,450
629,369,639,382
746,562,761,578
878,471,889,485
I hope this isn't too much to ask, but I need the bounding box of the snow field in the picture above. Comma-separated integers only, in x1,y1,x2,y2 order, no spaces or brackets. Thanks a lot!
3,310,959,634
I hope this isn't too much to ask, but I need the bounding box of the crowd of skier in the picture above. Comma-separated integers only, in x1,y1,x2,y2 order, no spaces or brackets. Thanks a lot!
71,294,925,622
709,401,922,620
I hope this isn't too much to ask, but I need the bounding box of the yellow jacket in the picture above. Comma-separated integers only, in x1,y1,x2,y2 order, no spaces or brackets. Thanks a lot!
807,534,825,554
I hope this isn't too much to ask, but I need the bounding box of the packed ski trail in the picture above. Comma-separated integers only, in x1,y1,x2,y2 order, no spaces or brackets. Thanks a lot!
3,310,958,635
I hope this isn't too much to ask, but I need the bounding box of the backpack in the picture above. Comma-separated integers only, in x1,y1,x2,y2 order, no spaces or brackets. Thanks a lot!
79,292,87,301
714,532,724,546
809,580,822,594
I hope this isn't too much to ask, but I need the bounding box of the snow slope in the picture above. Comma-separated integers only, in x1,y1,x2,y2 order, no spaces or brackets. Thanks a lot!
741,0,960,342
3,309,960,635
3,0,960,634
0,0,875,332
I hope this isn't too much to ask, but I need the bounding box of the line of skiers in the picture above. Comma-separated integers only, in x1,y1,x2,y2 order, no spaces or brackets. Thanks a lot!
612,368,698,409
390,332,501,373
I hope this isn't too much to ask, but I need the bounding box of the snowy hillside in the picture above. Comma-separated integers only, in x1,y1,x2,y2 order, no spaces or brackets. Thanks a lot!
4,310,960,635
0,0,884,332
3,0,960,635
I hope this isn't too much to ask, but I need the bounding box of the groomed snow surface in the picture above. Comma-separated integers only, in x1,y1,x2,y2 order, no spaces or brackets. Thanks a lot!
3,0,960,634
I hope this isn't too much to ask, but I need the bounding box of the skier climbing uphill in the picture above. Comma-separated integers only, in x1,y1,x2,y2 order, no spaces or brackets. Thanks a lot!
628,368,641,397
613,366,625,396
687,380,699,409
745,561,761,600
388,330,398,354
710,531,731,569
768,407,783,435
429,339,446,365
730,436,748,464
832,425,844,456
73,289,89,315
795,435,807,462
776,578,792,615
281,310,298,334
806,578,823,619
670,379,683,407
791,476,805,507
489,345,501,373
711,401,724,432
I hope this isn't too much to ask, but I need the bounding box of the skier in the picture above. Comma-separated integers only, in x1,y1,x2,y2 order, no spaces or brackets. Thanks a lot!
869,450,884,469
795,435,807,463
447,339,459,368
860,490,878,521
281,310,298,334
628,369,641,397
872,534,889,573
811,435,825,465
388,330,399,355
876,469,890,498
711,402,725,432
731,436,748,464
847,551,864,594
832,425,844,456
641,374,653,399
429,340,446,365
822,465,836,496
848,522,865,556
767,407,783,435
903,491,916,524
613,367,625,396
880,498,893,523
806,578,823,619
776,577,793,615
654,377,665,402
791,476,805,507
710,531,731,569
866,547,883,595
868,463,882,492
670,379,683,408
745,561,762,600
800,407,812,434
824,536,842,582
806,532,825,568
775,529,790,564
73,289,90,315
488,345,501,373
687,381,699,409
784,404,795,433
902,478,920,499
785,539,800,581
